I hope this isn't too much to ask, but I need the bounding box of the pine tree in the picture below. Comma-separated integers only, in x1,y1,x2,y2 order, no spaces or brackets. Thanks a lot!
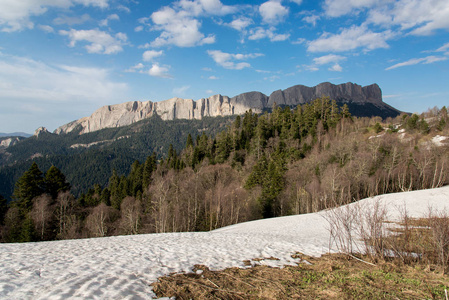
128,160,143,196
0,194,7,225
143,153,157,189
186,133,194,148
13,162,44,212
44,165,70,199
109,170,121,209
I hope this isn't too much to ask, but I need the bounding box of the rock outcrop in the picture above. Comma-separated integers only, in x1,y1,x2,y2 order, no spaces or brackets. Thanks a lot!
34,127,50,137
54,82,391,135
0,137,21,148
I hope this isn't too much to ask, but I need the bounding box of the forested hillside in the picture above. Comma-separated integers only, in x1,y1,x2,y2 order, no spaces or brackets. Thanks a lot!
0,99,447,243
0,115,234,200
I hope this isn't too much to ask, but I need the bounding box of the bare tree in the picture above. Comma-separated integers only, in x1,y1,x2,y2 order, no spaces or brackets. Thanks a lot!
120,196,141,235
85,203,111,237
56,191,76,239
31,194,52,240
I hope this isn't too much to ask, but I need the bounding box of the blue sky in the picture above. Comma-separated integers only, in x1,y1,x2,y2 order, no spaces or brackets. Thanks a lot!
0,0,448,133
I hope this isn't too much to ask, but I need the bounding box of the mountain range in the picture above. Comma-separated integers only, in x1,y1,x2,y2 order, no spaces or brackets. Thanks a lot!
54,82,401,135
0,81,402,200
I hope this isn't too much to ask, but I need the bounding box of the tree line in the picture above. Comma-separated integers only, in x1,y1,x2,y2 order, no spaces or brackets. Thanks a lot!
0,99,448,242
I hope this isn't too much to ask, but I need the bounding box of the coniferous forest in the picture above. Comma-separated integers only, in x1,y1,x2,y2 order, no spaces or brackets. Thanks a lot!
1,98,448,243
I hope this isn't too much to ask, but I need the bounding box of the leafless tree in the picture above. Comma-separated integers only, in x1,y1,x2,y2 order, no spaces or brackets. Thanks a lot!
85,203,111,237
31,194,52,240
120,196,141,235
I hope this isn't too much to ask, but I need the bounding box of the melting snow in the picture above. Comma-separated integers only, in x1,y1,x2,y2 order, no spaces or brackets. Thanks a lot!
1,186,449,299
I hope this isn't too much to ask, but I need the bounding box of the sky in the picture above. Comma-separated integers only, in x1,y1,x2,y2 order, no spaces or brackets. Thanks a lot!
0,0,448,133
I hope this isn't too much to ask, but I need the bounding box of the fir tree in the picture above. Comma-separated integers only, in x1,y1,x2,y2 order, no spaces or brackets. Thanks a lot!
44,165,70,199
13,162,44,212
0,194,7,225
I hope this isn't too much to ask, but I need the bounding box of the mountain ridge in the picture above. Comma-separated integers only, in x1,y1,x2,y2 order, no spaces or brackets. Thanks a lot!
55,82,401,135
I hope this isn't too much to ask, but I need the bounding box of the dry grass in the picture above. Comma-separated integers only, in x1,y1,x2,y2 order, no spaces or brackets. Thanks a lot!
152,253,449,299
152,211,449,299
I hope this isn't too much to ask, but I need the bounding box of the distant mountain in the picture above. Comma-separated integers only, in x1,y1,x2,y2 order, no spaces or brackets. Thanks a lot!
0,115,235,200
55,82,402,135
0,82,403,200
0,132,31,138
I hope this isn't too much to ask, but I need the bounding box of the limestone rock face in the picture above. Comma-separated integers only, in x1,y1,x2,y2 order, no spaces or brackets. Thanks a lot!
267,82,382,107
54,82,386,135
0,137,21,148
34,127,50,137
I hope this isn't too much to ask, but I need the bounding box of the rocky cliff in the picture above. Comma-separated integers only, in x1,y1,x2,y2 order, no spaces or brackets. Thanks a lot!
55,82,395,135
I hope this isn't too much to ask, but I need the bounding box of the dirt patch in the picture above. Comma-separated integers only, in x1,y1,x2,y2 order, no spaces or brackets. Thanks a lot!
152,253,449,299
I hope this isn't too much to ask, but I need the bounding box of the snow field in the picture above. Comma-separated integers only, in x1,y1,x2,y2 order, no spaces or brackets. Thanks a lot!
1,185,448,299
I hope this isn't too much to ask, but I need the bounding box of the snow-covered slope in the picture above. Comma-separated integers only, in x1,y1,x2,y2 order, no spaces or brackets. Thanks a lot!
1,186,448,299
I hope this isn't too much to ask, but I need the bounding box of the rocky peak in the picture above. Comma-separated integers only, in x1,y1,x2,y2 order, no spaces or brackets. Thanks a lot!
34,127,50,137
54,82,391,135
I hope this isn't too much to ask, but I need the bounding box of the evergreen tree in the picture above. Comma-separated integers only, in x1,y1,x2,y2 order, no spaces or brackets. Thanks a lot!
44,165,70,199
341,103,351,119
100,188,111,206
20,214,36,242
143,153,157,189
0,194,7,225
128,160,143,196
13,162,44,212
109,170,121,209
186,133,194,148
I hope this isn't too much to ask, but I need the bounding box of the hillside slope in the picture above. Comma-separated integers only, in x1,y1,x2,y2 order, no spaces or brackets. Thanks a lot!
0,186,448,299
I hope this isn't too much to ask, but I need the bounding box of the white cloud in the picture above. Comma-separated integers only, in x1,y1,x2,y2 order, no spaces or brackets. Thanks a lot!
208,75,219,80
205,89,214,94
306,66,319,72
53,14,91,26
0,0,107,32
0,53,127,131
292,38,306,45
59,28,127,54
306,54,346,72
227,17,253,31
290,0,302,4
146,0,237,48
134,26,143,32
259,0,289,25
142,50,163,62
313,54,345,65
328,63,343,72
124,63,144,73
149,6,216,47
207,50,263,70
173,85,190,96
148,64,172,78
323,0,449,36
177,0,237,16
303,15,320,27
117,5,130,13
367,0,449,36
38,24,54,33
264,75,280,81
307,24,394,52
99,14,119,27
386,55,448,70
323,0,378,17
436,42,449,52
73,0,108,8
248,27,290,42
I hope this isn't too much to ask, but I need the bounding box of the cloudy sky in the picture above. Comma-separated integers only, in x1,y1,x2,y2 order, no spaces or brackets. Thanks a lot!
0,0,448,133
